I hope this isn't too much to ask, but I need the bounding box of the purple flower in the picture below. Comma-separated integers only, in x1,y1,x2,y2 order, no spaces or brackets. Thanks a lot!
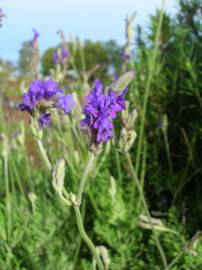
30,28,39,48
81,79,127,143
56,94,74,114
61,47,69,62
53,51,59,65
123,51,131,61
53,47,69,65
19,79,74,128
12,130,20,139
39,113,51,128
44,79,62,99
0,8,4,27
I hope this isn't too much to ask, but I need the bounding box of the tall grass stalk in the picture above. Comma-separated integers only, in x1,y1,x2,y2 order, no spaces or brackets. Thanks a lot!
4,152,11,242
135,0,166,176
162,127,173,174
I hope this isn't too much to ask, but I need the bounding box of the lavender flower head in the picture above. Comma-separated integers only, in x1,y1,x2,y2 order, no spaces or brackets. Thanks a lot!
30,29,39,48
0,8,5,27
53,47,69,65
61,47,69,61
39,113,51,128
122,13,135,63
19,79,74,128
81,80,128,144
53,51,59,65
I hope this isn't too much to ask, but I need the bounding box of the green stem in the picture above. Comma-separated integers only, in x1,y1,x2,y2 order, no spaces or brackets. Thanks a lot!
115,149,122,187
77,153,95,205
33,139,102,269
140,139,147,190
36,139,52,171
163,131,173,174
135,0,165,176
88,189,102,219
74,206,104,270
9,153,25,196
4,154,11,241
126,153,168,268
165,250,184,270
72,199,86,270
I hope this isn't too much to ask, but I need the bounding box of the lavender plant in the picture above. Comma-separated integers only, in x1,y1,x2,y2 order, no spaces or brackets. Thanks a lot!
18,71,134,269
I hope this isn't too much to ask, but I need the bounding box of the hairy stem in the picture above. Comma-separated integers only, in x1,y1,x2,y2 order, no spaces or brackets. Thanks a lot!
74,206,104,270
36,139,52,171
34,138,102,269
77,153,95,205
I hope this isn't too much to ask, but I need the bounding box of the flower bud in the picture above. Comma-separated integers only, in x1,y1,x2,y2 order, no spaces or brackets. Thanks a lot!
139,214,177,234
162,114,168,133
128,109,138,127
109,71,135,92
119,128,137,153
30,117,43,140
100,246,111,270
109,176,117,203
119,108,137,152
52,158,66,193
93,246,110,270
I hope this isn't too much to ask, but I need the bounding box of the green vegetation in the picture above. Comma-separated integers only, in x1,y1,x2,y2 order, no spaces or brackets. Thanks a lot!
0,0,202,269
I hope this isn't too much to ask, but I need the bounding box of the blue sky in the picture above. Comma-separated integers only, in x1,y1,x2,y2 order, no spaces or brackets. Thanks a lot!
0,0,177,62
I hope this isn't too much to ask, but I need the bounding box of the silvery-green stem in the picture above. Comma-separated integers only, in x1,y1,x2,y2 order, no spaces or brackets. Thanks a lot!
135,0,165,176
77,153,95,206
4,153,11,240
74,206,104,270
165,250,184,270
36,139,52,171
34,139,103,269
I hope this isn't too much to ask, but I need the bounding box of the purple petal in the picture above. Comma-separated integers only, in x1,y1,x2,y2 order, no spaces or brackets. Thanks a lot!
56,94,74,114
38,113,51,128
61,47,69,62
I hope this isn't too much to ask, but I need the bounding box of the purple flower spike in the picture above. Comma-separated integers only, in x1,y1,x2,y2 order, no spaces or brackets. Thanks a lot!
57,94,74,114
53,51,59,65
19,79,74,128
39,113,51,128
30,28,39,48
61,47,69,62
53,47,69,65
44,79,62,99
0,8,4,27
81,79,128,143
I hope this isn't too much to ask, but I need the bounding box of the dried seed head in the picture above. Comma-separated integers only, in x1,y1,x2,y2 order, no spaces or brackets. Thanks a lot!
119,128,137,153
119,108,138,152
